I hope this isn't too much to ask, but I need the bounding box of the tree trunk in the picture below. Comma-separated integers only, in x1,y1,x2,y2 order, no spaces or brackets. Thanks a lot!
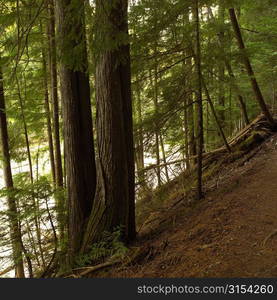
48,0,65,243
224,59,250,125
55,0,97,265
81,0,135,252
207,6,249,126
48,0,63,189
135,77,146,187
194,0,204,200
42,48,56,184
202,77,231,153
229,8,275,127
149,67,161,187
0,67,25,278
15,75,45,268
160,133,169,182
217,2,225,129
187,45,197,164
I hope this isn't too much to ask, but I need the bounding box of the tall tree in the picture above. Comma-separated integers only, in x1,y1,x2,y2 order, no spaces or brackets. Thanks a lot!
82,0,136,252
55,0,97,265
194,1,204,200
48,0,63,189
229,8,275,127
47,0,65,241
42,47,56,184
0,66,25,278
217,1,226,129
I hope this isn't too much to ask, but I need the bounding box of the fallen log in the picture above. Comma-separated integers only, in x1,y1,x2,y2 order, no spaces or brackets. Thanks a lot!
140,114,271,173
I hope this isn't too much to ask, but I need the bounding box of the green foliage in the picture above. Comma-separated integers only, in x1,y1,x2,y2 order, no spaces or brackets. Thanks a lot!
0,0,276,277
74,227,129,268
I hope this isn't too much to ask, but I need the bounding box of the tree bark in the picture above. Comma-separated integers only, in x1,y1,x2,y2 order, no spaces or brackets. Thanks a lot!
81,0,135,252
160,133,169,182
194,0,204,200
42,48,56,184
135,77,146,187
55,0,97,265
48,0,63,189
217,2,225,129
0,67,25,278
48,0,65,244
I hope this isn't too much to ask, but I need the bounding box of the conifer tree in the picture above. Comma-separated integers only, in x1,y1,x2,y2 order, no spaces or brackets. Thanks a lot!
55,0,97,265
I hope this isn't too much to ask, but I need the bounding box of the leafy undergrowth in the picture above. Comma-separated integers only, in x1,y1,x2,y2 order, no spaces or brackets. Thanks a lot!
85,116,277,278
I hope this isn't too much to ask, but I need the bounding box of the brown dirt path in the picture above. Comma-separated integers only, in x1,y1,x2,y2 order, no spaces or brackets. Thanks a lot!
92,134,277,278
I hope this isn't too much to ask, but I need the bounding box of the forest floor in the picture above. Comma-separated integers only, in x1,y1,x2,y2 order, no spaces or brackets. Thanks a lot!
88,128,277,278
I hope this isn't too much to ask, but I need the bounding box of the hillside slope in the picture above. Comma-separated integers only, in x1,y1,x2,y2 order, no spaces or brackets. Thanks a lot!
83,118,277,278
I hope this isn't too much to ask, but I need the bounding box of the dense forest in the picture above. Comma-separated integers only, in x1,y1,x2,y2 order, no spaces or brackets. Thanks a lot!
0,0,276,278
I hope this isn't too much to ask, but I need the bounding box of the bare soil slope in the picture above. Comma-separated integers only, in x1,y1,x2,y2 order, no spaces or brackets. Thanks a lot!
94,132,277,278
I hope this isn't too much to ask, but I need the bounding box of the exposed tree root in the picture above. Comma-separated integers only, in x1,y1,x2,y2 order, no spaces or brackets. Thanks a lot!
64,246,149,278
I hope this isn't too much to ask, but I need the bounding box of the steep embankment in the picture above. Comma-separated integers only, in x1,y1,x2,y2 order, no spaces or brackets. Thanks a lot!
85,116,277,278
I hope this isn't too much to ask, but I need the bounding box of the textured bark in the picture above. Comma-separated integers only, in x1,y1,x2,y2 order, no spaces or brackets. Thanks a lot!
194,1,204,200
217,2,225,128
48,0,66,245
55,0,97,264
182,10,193,169
149,67,161,186
183,95,190,169
48,0,63,189
160,134,169,182
135,78,145,184
229,8,275,127
153,54,161,187
0,67,25,278
82,0,135,251
42,48,56,184
186,44,197,163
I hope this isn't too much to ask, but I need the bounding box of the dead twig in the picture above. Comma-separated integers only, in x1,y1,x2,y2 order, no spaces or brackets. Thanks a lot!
262,229,277,247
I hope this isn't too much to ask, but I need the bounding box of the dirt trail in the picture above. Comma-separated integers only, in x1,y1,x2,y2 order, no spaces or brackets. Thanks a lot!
97,133,277,278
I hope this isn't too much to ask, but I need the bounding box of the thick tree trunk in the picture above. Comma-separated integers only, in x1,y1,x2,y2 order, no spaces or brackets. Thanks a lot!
81,0,135,252
0,67,25,278
55,0,97,265
229,8,275,127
